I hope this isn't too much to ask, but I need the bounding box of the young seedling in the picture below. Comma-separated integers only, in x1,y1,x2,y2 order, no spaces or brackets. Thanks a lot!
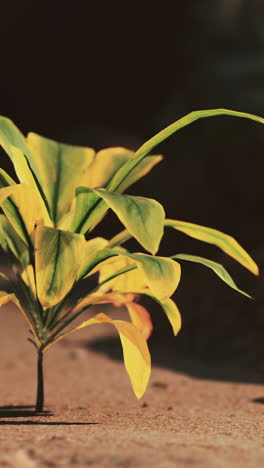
0,109,262,412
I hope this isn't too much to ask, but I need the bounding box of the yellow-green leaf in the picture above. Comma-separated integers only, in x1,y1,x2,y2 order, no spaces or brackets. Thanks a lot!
75,189,165,254
35,226,86,308
9,145,52,226
117,155,162,193
97,250,146,294
27,132,95,224
166,219,258,275
45,312,151,399
107,108,264,193
2,185,43,244
77,237,108,280
108,249,181,302
0,214,29,267
173,254,251,298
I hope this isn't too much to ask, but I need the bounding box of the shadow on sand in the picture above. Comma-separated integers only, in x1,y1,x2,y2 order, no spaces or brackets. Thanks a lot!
0,406,98,425
85,334,264,385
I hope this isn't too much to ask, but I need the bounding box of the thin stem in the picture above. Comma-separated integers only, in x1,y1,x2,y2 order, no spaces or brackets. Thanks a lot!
35,348,44,412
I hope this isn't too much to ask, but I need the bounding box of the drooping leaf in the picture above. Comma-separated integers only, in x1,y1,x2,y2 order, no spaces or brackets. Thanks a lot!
166,219,258,275
105,249,181,302
35,226,86,308
131,290,182,336
107,108,264,193
26,132,95,225
172,254,251,298
72,188,165,254
71,291,153,340
125,302,153,340
0,215,29,266
45,312,151,399
72,289,181,337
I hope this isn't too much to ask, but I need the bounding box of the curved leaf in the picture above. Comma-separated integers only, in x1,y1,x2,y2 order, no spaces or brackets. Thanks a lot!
173,254,251,298
45,312,151,399
73,188,165,254
166,219,258,275
133,290,182,336
35,226,86,308
107,249,181,302
125,302,153,340
107,108,264,193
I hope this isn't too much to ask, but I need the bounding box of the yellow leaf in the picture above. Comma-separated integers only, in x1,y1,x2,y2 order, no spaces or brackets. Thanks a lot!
97,251,146,294
21,265,37,298
45,313,151,399
9,145,52,226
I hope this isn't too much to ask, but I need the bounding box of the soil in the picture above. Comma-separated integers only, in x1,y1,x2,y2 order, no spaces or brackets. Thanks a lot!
1,304,264,468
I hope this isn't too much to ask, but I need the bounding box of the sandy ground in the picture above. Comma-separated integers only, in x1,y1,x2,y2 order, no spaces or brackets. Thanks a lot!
1,305,264,468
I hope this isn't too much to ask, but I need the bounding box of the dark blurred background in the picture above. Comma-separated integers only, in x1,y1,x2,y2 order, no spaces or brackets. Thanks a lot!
1,0,264,378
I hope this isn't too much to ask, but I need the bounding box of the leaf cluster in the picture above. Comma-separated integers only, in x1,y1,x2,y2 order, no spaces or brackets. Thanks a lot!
0,108,261,398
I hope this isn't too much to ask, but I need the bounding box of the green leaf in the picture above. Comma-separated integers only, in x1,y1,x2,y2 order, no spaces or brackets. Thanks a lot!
45,312,151,399
35,226,86,308
73,188,165,254
27,133,95,225
0,215,29,267
166,219,258,276
107,108,264,193
172,254,251,298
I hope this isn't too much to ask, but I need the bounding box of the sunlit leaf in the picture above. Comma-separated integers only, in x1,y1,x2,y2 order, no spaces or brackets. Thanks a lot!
45,312,151,399
71,291,153,340
166,219,258,275
35,226,86,308
97,250,146,294
172,253,251,298
0,184,40,244
106,249,181,302
10,145,52,226
27,133,95,225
